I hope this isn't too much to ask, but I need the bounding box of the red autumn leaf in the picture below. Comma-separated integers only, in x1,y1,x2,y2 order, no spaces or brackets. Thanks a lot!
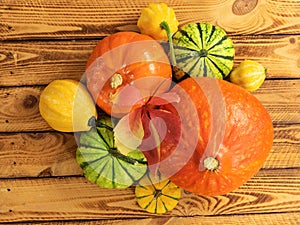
113,89,181,174
138,96,181,173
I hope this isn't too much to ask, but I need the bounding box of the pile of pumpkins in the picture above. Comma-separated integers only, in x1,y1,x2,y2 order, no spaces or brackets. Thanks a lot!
39,3,273,214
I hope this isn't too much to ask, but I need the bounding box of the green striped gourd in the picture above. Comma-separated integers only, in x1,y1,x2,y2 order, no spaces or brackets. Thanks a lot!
172,22,235,79
76,116,147,189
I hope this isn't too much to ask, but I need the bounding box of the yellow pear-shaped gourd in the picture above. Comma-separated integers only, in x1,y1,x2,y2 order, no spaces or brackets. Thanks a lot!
39,79,97,132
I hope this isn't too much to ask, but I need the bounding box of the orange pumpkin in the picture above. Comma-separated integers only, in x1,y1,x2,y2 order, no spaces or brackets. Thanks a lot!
85,31,172,118
157,77,274,196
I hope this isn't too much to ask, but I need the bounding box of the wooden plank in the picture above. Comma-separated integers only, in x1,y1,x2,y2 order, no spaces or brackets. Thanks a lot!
0,36,300,87
0,123,299,178
265,124,300,169
0,40,92,87
0,132,82,178
254,79,300,124
0,169,300,223
0,79,299,133
6,213,300,225
0,86,50,132
231,35,300,79
1,0,300,41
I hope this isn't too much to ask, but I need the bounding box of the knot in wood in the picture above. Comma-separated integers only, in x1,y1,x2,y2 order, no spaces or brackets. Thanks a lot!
23,95,38,108
232,0,258,16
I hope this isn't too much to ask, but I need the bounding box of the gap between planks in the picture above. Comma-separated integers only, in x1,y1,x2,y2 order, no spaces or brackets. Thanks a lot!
3,213,298,225
1,0,300,40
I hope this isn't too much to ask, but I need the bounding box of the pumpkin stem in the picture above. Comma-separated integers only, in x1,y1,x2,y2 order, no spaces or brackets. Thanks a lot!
160,21,177,66
108,147,147,165
153,189,162,199
88,116,114,131
87,116,96,127
199,49,208,57
203,157,219,171
110,73,123,89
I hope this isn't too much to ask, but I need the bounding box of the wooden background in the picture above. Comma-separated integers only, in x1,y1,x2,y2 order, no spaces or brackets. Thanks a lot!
0,0,300,224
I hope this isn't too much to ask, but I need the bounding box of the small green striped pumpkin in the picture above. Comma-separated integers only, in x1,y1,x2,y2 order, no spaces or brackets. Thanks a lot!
172,22,235,79
76,116,147,189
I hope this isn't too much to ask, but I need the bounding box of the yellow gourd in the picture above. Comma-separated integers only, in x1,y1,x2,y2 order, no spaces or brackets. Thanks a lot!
230,59,266,91
137,3,179,41
39,79,97,132
135,172,181,214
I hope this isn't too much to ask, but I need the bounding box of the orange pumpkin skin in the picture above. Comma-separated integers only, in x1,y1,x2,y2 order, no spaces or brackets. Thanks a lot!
161,78,274,196
85,31,172,118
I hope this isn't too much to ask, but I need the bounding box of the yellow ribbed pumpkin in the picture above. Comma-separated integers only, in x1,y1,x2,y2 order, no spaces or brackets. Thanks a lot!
135,172,181,214
230,59,266,91
39,79,97,132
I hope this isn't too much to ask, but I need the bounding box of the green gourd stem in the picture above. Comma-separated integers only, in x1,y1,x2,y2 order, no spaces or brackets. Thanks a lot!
88,116,113,131
108,147,147,165
160,21,177,66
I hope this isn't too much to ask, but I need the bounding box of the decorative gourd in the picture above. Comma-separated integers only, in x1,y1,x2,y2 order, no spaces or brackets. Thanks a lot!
172,22,235,79
135,171,181,214
158,77,273,196
39,79,97,132
230,59,266,91
137,3,179,41
76,116,147,189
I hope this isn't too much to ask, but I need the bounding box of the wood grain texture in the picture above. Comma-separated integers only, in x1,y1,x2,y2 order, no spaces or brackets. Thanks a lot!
0,123,299,178
0,86,49,132
0,132,82,178
0,169,299,223
0,35,300,87
254,79,300,124
1,0,300,41
0,79,299,133
266,124,300,169
231,35,300,79
0,40,92,87
9,213,300,225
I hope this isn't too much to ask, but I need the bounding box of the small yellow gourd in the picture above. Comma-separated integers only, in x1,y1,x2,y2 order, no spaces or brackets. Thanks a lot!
137,3,179,41
135,172,181,214
230,59,266,91
39,79,97,132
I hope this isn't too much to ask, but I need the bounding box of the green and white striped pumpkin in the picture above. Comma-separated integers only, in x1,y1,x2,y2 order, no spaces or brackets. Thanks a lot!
76,116,147,189
172,22,235,79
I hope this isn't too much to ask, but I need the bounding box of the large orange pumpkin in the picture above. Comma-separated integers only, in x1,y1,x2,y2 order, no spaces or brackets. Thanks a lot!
85,31,172,118
157,77,274,196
